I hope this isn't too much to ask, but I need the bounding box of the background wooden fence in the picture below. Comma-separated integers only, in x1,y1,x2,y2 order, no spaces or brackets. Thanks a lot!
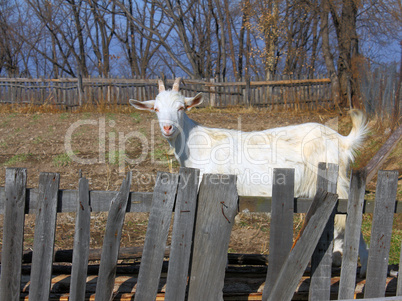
0,164,400,300
0,76,333,110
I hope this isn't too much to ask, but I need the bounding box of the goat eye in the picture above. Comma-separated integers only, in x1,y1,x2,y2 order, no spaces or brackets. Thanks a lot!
154,108,159,112
178,107,184,111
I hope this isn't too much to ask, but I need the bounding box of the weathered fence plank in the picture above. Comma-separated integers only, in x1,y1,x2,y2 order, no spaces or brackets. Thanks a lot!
29,173,60,301
338,169,367,299
95,172,132,301
0,188,153,214
134,172,179,301
187,174,238,301
69,177,91,301
266,189,339,301
262,168,295,299
364,170,399,298
165,167,200,301
309,163,339,301
398,239,402,296
0,168,27,301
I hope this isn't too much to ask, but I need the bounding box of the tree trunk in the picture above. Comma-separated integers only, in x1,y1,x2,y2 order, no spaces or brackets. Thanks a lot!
224,0,238,80
238,1,248,81
329,0,359,108
71,0,88,77
309,14,319,79
320,0,341,107
264,0,279,80
214,0,227,80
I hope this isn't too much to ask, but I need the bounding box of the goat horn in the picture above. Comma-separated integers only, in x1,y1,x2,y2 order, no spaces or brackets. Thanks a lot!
172,77,182,92
158,79,165,93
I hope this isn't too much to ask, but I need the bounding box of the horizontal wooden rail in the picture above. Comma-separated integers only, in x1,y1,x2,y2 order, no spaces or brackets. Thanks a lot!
0,187,400,214
203,78,331,87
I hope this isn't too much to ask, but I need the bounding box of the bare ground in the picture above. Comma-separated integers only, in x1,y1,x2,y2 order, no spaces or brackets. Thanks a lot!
0,107,400,257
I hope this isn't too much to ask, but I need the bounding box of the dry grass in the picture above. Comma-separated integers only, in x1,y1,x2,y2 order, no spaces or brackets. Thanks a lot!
0,101,139,115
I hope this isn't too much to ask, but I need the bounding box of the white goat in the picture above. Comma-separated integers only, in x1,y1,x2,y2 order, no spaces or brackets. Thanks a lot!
130,77,369,276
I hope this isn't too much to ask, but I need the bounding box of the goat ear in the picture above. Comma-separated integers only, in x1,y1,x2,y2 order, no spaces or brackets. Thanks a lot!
129,99,155,111
184,93,203,111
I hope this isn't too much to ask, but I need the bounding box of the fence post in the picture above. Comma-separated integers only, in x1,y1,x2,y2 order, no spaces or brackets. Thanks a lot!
134,172,179,301
262,168,295,299
338,169,367,299
78,73,84,106
187,174,238,301
397,239,402,296
29,173,60,301
95,172,132,301
209,78,216,107
69,177,91,301
0,168,27,301
165,167,200,301
267,189,339,301
309,163,339,301
364,170,399,298
246,76,251,106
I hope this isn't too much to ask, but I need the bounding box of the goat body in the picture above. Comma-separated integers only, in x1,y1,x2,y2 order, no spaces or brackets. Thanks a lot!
130,78,369,276
167,111,366,199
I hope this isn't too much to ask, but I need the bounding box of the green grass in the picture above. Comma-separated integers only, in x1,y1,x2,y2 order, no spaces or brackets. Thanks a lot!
106,113,116,121
33,136,43,145
130,112,142,123
1,113,18,127
361,214,402,265
152,147,167,162
82,112,92,119
59,112,70,120
389,229,402,264
106,150,126,165
4,153,30,165
53,153,73,167
31,114,40,122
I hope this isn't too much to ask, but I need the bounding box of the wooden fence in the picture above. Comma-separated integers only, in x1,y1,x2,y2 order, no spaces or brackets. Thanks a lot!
0,164,400,300
0,77,333,110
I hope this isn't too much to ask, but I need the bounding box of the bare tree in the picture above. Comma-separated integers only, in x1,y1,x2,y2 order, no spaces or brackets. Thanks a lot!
114,0,195,77
161,0,213,78
247,0,280,80
66,0,89,77
238,0,249,80
329,0,359,107
113,0,166,78
22,0,92,77
282,0,319,77
0,1,23,76
320,0,341,106
1,0,398,84
223,0,239,80
84,0,116,77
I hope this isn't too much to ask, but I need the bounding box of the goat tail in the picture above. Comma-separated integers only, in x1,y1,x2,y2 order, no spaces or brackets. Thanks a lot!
345,109,369,154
